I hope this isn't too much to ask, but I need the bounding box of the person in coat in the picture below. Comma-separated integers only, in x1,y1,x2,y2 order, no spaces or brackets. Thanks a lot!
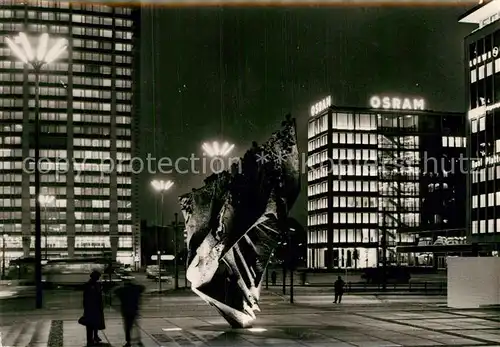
333,275,345,304
83,270,105,346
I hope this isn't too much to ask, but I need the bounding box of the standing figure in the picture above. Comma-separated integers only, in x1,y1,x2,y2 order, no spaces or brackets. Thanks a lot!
82,270,106,346
271,271,277,286
333,275,345,304
115,279,145,347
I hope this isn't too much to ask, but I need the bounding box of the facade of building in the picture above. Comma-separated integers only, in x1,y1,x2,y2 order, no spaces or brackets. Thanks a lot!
307,96,466,269
460,0,500,254
0,1,140,266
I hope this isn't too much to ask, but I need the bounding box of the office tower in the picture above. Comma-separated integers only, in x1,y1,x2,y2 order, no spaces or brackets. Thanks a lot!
460,0,500,254
307,96,466,269
0,1,140,266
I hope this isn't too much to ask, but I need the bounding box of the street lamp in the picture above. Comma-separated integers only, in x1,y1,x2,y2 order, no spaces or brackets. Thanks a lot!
39,194,55,260
6,32,67,309
2,234,8,279
202,141,235,172
151,179,174,293
202,141,234,157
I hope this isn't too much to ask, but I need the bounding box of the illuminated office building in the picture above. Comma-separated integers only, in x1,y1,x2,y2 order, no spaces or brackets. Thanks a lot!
0,1,140,266
307,96,466,269
460,0,500,253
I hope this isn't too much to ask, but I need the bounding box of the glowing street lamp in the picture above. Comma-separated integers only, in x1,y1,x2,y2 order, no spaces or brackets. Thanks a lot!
151,179,174,293
6,33,67,67
6,32,67,309
151,180,174,193
202,141,234,158
202,141,235,172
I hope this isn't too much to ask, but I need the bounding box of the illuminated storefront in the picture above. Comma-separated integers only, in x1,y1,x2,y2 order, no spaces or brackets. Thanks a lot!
460,0,500,251
307,96,466,269
0,1,139,265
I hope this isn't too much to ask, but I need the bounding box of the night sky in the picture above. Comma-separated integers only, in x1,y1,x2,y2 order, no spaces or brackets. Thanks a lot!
137,4,475,226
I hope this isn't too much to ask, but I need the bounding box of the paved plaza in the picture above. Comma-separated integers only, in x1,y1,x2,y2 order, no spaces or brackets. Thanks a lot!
1,290,500,346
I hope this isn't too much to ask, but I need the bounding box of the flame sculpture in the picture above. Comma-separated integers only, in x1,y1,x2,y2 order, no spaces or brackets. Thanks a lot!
179,116,300,328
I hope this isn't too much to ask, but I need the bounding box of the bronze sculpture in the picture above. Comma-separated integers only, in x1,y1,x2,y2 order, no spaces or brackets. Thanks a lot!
179,116,300,328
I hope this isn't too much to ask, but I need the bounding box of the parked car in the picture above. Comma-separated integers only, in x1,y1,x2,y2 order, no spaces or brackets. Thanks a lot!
146,265,159,279
361,266,411,284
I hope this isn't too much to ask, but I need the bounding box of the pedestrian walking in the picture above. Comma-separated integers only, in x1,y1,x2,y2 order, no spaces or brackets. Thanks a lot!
333,275,345,304
80,270,105,346
115,278,145,347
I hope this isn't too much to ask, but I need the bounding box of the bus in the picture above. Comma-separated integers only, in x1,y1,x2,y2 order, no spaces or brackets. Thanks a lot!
43,257,122,288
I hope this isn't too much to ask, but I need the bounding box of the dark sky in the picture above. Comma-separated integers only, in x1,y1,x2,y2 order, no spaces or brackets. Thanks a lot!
137,5,475,226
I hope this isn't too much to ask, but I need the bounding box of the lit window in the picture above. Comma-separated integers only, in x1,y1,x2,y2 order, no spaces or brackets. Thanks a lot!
479,117,486,132
339,181,346,191
471,120,478,133
340,213,346,224
337,113,348,129
339,197,346,207
480,220,486,234
346,133,353,144
472,221,478,234
347,181,355,192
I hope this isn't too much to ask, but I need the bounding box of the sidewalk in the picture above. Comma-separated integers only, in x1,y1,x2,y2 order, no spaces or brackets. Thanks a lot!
2,300,500,346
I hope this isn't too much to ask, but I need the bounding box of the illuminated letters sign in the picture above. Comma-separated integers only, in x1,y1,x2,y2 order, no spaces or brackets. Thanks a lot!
310,96,331,117
472,154,500,169
469,46,499,67
369,96,425,111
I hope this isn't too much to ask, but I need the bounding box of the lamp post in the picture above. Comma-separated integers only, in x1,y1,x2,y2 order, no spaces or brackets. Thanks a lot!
39,194,55,260
2,234,8,279
151,179,174,293
6,32,67,309
202,141,235,172
173,212,179,289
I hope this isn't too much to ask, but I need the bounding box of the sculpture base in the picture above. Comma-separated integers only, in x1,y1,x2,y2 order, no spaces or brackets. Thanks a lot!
193,287,255,328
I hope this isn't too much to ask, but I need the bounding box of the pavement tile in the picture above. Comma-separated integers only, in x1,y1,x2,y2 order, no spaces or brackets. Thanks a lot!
455,330,500,341
63,320,88,347
433,337,484,345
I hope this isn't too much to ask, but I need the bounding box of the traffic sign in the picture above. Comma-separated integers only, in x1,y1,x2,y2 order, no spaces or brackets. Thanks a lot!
151,255,175,261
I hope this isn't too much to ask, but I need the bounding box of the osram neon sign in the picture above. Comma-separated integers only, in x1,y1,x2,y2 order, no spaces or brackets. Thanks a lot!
310,96,331,117
369,96,425,111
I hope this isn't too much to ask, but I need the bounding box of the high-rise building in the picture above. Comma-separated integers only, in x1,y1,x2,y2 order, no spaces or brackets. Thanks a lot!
460,0,500,255
0,1,140,266
307,95,467,269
